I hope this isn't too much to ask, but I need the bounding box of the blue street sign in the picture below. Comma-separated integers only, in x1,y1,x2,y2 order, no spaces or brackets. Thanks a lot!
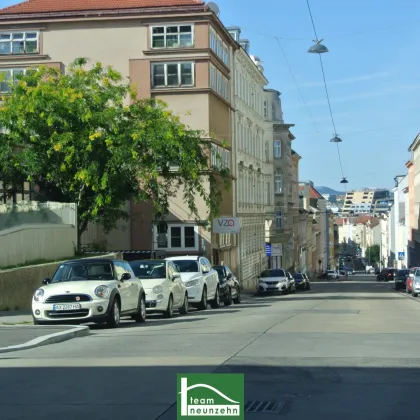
265,243,272,256
398,251,405,260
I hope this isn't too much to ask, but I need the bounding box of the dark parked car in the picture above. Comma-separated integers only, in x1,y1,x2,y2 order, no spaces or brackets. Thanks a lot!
377,268,396,282
394,269,410,290
293,272,311,290
213,265,241,305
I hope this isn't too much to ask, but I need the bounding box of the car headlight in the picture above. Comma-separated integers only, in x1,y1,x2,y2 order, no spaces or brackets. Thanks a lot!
33,288,44,302
185,279,199,287
94,285,110,298
153,285,163,294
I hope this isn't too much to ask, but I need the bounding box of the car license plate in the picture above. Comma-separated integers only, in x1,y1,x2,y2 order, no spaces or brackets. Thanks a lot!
53,304,81,311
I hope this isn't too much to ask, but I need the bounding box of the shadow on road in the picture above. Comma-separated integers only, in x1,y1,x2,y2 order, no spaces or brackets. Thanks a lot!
0,363,419,419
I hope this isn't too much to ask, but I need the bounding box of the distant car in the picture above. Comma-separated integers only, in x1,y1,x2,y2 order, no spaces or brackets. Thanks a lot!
258,268,290,294
293,272,310,290
32,259,147,328
327,270,338,279
213,265,241,305
128,259,189,317
286,272,297,293
377,268,396,282
394,269,409,291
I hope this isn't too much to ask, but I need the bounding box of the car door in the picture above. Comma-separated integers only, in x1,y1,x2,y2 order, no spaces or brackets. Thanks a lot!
113,261,132,312
121,261,141,310
168,261,183,307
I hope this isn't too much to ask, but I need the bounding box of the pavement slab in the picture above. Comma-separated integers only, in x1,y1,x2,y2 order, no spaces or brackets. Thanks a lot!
0,326,72,348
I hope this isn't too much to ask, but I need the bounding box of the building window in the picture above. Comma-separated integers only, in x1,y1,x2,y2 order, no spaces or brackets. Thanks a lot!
151,62,194,88
274,140,282,158
274,171,283,194
276,211,283,229
155,224,198,250
211,144,230,170
0,31,39,55
209,26,229,67
209,63,229,101
151,25,193,48
0,68,26,93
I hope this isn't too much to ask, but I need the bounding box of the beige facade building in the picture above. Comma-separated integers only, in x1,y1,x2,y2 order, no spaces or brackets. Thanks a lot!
0,0,240,268
227,27,273,289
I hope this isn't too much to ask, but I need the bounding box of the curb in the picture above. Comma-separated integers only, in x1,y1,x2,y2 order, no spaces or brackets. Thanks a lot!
0,325,90,354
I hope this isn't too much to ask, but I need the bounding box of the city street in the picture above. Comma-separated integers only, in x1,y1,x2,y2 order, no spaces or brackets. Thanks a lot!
1,275,420,419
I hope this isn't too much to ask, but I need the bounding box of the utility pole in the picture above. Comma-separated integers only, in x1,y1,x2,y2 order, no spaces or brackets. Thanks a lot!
325,208,330,270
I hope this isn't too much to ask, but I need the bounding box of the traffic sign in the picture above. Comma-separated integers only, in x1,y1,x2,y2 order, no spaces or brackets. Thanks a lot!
265,243,271,256
398,251,405,260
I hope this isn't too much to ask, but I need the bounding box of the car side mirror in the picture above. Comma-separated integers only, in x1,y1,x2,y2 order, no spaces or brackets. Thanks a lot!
43,278,51,285
172,273,180,281
227,273,233,280
121,272,131,281
202,268,209,274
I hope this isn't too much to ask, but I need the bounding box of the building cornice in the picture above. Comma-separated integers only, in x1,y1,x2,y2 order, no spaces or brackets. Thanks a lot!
408,133,420,152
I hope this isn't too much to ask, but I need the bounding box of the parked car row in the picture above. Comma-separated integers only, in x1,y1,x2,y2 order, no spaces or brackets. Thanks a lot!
396,267,420,296
257,268,311,294
31,255,241,328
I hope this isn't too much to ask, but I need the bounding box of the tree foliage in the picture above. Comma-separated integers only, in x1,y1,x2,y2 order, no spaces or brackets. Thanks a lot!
0,58,230,245
365,244,380,264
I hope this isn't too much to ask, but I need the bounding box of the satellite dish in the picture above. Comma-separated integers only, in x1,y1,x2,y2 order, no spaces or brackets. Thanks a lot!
207,1,220,16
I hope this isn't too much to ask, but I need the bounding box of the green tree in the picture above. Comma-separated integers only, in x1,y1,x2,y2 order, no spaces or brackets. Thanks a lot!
0,58,229,249
365,244,380,264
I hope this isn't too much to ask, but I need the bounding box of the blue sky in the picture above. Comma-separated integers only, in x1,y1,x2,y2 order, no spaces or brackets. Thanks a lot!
0,0,419,191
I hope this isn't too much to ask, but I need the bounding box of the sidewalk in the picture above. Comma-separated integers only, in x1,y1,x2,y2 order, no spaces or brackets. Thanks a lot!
0,311,33,325
0,311,89,354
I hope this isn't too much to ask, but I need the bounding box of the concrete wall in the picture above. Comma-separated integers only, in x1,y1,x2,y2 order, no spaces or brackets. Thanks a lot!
0,224,77,268
0,201,77,267
0,252,122,311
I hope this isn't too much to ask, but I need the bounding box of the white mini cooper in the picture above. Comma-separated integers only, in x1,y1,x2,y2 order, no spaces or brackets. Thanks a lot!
32,258,147,328
128,259,189,317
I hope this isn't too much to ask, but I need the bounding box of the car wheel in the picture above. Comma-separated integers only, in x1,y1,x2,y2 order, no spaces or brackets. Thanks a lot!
179,293,189,315
210,287,221,309
134,294,146,323
224,288,233,306
233,286,241,303
197,287,207,310
33,316,40,325
107,298,121,328
164,295,174,318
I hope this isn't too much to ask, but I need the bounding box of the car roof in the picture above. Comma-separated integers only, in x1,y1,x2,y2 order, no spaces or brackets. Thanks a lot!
59,258,116,264
166,256,200,261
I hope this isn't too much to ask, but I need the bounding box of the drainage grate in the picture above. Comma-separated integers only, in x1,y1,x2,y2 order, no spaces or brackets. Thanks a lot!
245,401,285,413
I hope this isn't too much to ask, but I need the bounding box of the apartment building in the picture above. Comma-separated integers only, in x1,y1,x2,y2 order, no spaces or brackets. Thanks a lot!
264,89,296,270
342,189,392,215
227,27,273,288
0,0,240,267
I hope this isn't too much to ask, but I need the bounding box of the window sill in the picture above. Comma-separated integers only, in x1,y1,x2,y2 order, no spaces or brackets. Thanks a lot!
0,54,49,61
144,46,202,55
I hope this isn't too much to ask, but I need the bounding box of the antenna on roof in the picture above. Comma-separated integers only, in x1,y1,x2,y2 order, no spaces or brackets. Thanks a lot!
206,1,220,17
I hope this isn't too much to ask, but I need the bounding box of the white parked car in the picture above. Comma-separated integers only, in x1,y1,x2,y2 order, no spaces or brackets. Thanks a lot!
166,256,220,310
32,259,147,328
327,270,338,279
257,268,291,294
128,259,188,317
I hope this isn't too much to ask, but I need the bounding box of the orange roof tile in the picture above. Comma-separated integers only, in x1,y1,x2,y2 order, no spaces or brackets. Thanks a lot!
0,0,203,15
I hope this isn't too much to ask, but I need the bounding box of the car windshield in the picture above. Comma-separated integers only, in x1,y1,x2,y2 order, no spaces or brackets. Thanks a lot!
293,273,303,279
260,269,285,278
327,270,334,273
51,262,114,283
397,270,409,277
129,260,166,279
171,260,199,273
213,266,225,278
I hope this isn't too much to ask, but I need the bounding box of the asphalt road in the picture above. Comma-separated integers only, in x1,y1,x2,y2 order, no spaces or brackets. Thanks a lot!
0,326,73,348
1,274,419,419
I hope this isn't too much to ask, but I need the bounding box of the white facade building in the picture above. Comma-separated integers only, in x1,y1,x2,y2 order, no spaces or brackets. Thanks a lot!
388,175,408,268
228,27,274,289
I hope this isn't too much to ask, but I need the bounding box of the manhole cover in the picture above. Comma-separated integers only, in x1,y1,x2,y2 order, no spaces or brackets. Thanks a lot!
245,401,285,413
